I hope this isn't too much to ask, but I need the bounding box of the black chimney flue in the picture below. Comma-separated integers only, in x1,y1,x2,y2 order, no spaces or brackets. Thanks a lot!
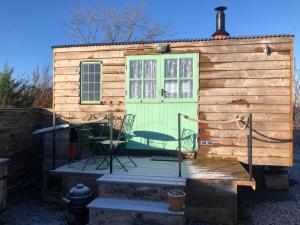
212,6,229,38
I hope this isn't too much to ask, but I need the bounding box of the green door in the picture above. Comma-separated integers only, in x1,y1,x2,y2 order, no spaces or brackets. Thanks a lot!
126,53,198,152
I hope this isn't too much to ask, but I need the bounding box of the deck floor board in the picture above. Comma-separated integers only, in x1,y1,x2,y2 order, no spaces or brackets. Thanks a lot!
52,154,255,188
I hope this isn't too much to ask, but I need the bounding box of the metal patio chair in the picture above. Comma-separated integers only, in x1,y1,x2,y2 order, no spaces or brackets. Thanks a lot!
96,113,137,172
81,121,109,171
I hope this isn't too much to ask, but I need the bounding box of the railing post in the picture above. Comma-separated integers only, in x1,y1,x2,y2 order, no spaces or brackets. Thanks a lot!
178,113,182,177
52,111,56,170
248,113,253,180
109,113,113,174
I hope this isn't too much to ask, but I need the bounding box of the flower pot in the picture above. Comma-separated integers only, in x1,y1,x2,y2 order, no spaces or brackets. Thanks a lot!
167,189,186,212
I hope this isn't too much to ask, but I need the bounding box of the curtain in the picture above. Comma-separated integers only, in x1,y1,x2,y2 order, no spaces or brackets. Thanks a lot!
164,80,177,98
130,81,142,98
143,60,156,99
144,60,156,78
130,60,142,79
179,58,193,78
144,81,156,99
165,59,177,78
179,80,193,98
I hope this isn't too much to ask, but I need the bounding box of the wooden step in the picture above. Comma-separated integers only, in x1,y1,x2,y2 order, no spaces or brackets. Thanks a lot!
97,174,186,202
88,197,185,225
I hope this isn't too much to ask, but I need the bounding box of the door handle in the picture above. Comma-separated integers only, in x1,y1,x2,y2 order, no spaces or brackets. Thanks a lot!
161,89,165,96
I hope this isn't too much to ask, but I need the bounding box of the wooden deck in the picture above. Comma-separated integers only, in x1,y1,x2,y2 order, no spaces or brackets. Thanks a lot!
52,154,255,189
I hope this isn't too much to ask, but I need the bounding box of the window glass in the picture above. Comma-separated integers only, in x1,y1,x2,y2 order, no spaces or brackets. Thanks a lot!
144,81,156,99
130,60,142,79
129,59,157,100
179,58,193,78
164,80,177,98
81,63,101,103
130,81,142,98
144,60,156,79
164,59,177,78
179,80,193,98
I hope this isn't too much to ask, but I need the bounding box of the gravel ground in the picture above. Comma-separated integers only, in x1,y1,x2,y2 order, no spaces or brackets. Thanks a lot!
238,162,300,225
0,185,67,225
1,163,300,225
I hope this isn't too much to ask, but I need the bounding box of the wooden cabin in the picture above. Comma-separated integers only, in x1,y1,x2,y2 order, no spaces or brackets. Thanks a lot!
50,6,295,224
52,34,294,167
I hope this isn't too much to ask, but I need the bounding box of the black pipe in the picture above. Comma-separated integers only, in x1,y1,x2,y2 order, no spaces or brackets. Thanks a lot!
212,6,230,37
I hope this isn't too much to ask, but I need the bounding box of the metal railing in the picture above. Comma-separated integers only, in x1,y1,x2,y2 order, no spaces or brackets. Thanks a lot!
177,112,253,180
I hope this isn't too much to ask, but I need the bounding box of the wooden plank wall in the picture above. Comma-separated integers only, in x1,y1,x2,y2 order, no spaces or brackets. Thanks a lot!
53,36,294,166
0,108,43,191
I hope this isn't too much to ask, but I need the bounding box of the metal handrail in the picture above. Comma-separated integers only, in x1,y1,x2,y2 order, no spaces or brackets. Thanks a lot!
178,112,254,180
248,113,253,181
178,113,182,177
109,113,113,174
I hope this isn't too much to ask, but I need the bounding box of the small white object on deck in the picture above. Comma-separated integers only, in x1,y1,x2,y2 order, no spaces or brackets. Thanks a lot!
33,124,69,135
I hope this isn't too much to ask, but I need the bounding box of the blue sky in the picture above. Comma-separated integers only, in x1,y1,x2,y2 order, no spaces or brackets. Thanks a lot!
0,0,299,77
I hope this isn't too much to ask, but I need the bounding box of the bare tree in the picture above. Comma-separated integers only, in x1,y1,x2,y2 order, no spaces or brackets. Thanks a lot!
31,64,52,108
63,4,168,43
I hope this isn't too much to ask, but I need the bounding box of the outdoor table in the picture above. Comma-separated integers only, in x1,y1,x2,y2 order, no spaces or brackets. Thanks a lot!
70,120,109,160
133,130,175,148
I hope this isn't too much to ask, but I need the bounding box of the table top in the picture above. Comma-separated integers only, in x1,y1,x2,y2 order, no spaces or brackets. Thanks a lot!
133,130,175,142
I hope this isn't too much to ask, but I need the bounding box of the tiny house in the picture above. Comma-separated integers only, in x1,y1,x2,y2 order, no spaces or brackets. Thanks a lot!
52,7,294,168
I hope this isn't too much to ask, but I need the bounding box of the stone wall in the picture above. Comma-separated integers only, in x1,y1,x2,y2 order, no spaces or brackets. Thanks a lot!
0,108,46,191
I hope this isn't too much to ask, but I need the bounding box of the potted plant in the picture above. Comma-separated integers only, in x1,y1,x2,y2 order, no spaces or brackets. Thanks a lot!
167,189,186,212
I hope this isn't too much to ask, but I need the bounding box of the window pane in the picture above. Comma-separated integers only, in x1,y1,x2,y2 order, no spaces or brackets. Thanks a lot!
88,73,94,82
179,58,193,78
82,92,88,101
89,83,95,92
130,60,142,79
89,64,95,73
89,92,94,101
144,81,156,99
164,80,177,98
179,80,193,98
82,83,88,91
144,60,156,78
82,64,88,73
95,84,100,91
81,63,101,102
129,81,142,98
95,73,100,82
95,64,100,73
95,92,100,101
164,59,177,78
82,74,88,82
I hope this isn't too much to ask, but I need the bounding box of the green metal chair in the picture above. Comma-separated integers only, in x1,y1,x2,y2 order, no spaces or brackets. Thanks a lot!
81,122,109,171
96,114,137,172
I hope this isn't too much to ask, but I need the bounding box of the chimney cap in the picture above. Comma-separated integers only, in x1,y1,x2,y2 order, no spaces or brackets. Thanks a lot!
215,6,227,11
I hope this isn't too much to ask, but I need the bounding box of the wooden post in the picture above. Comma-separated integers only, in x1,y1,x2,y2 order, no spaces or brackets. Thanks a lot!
109,113,113,174
248,113,253,180
178,113,182,177
52,110,56,170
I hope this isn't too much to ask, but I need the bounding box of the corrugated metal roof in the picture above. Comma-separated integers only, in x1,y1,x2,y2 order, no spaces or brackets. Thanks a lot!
52,34,294,49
